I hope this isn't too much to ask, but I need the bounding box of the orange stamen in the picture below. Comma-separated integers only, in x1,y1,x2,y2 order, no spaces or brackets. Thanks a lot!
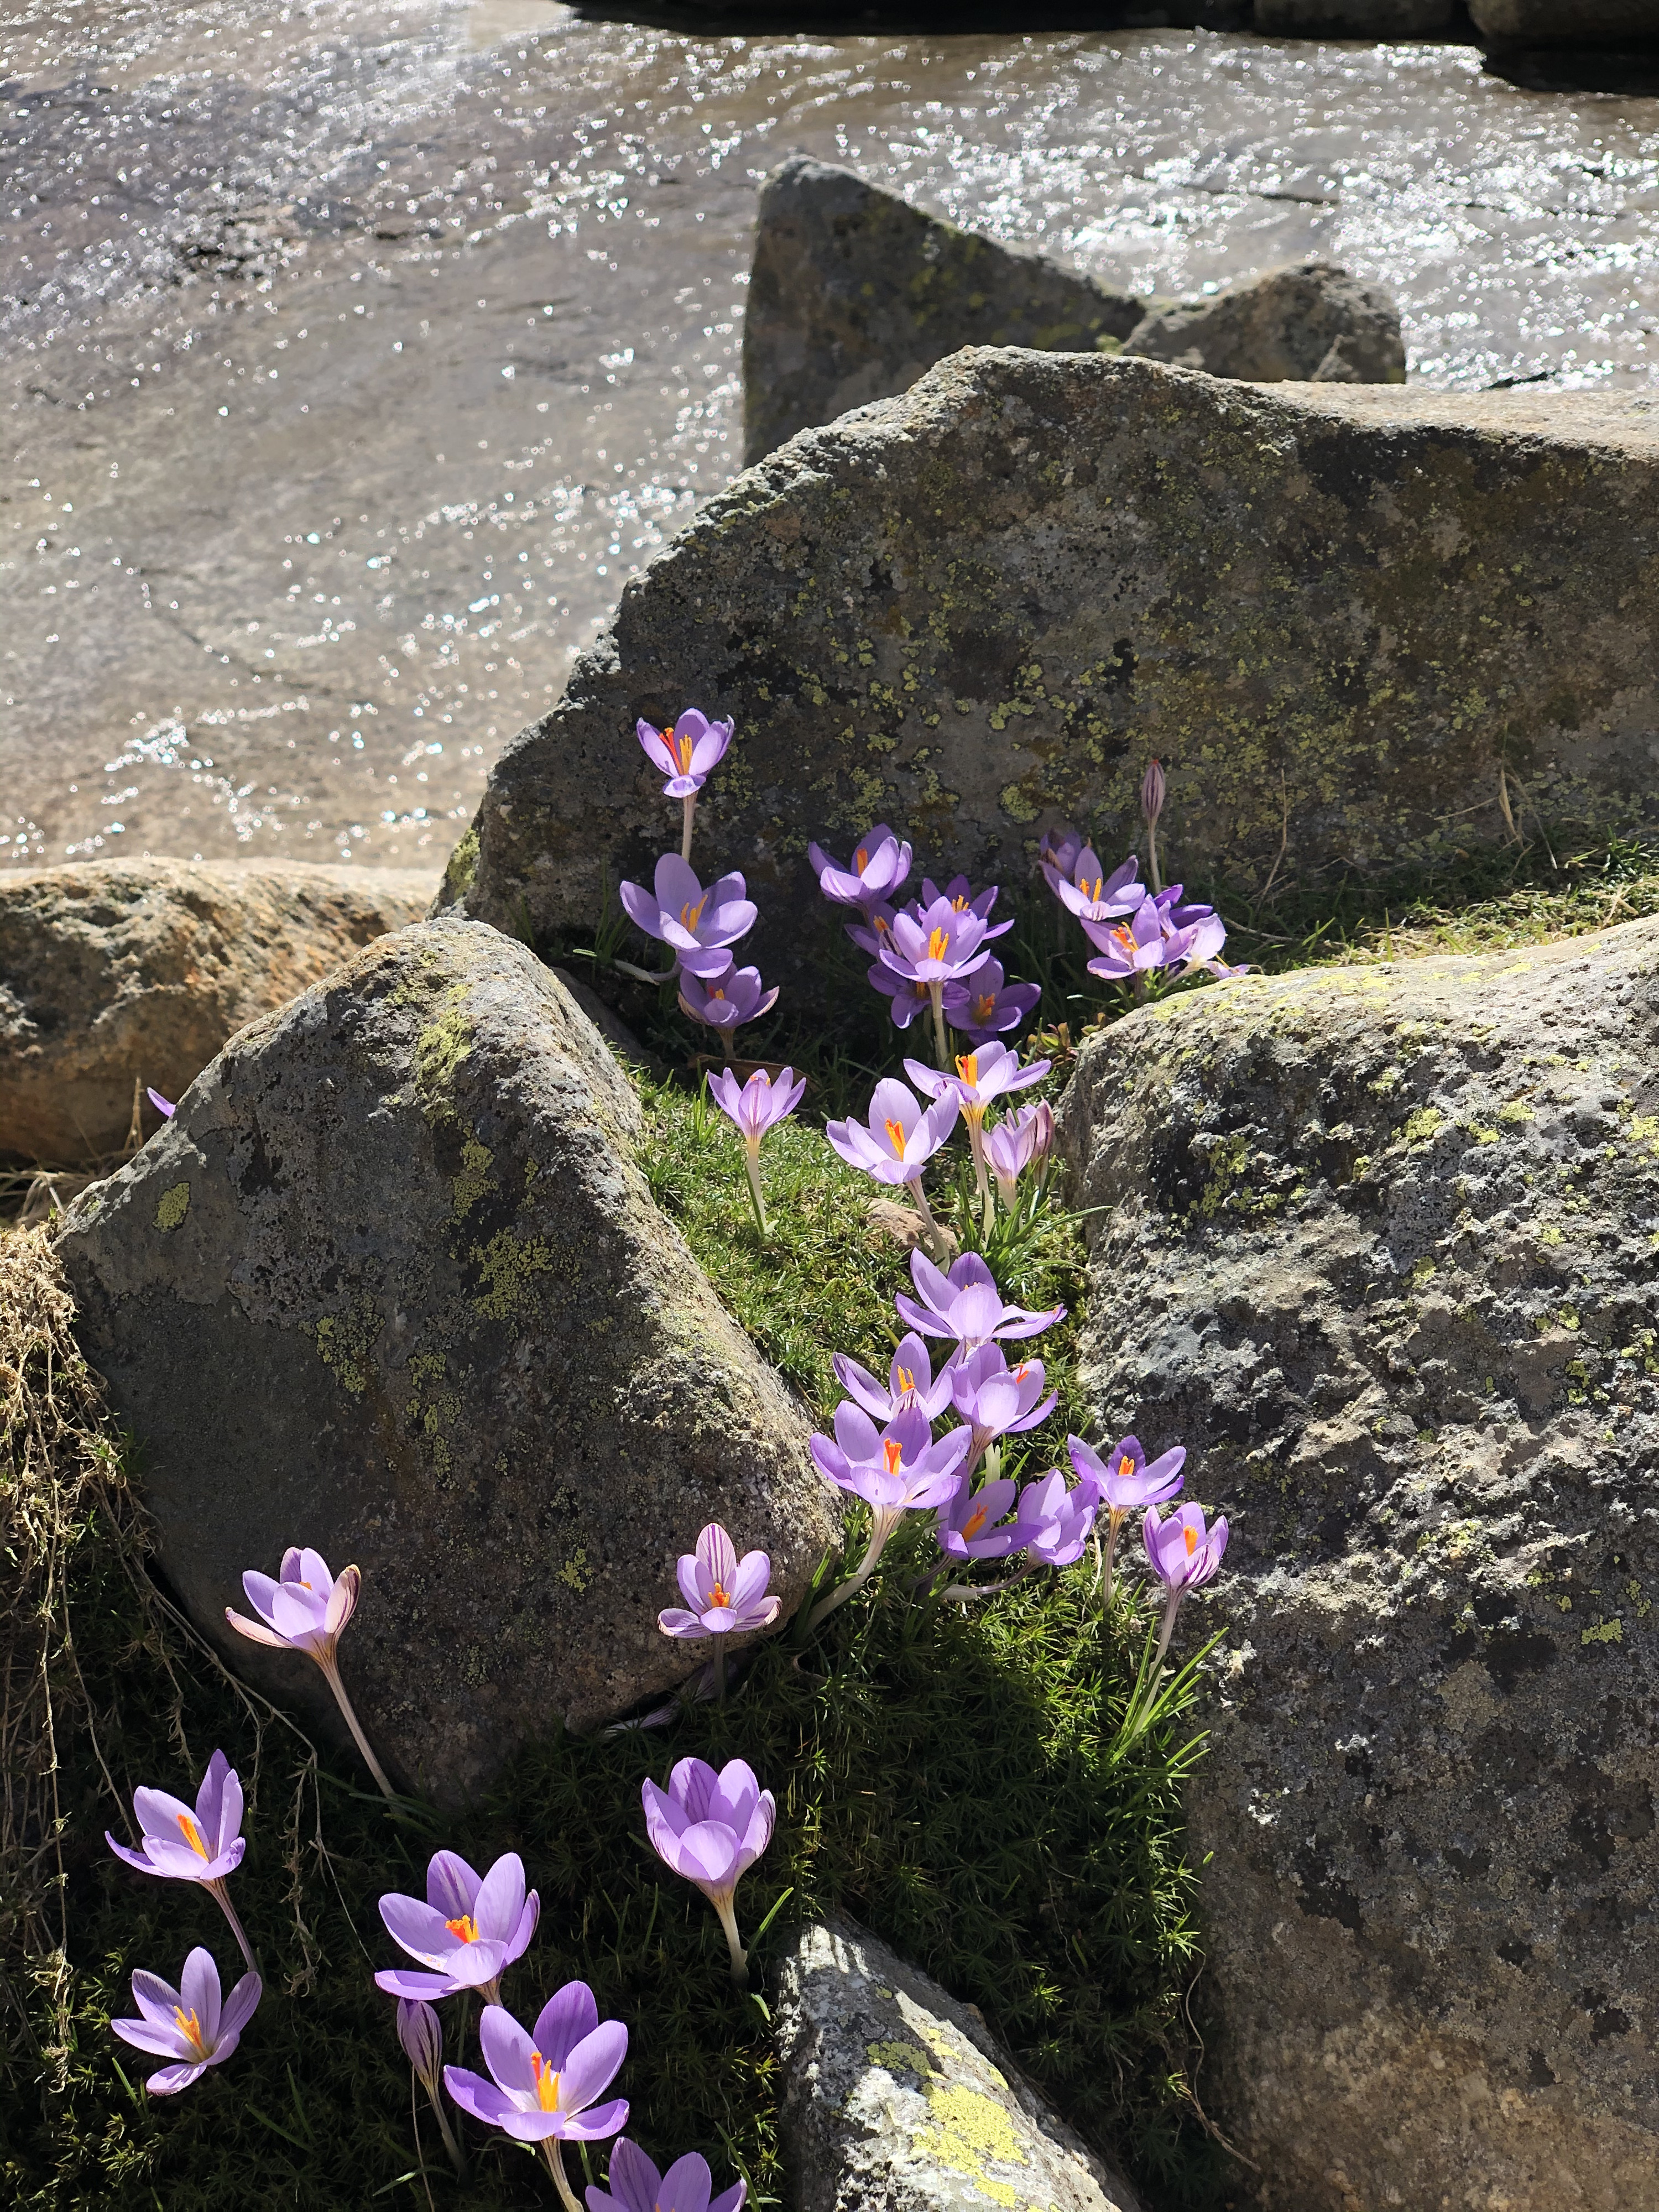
1118,1454,1135,1479
927,927,949,962
173,2005,208,2056
883,1439,904,1474
445,1914,480,1944
708,1583,729,1608
973,994,994,1021
531,2051,560,2113
855,846,869,873
680,896,707,932
963,1506,988,1538
955,1052,979,1087
895,1365,916,1396
708,985,726,1001
1183,1525,1198,1556
672,726,694,771
884,1117,909,1157
176,1812,210,1861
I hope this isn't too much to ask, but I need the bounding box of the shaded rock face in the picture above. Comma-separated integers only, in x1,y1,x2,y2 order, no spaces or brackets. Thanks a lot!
1254,0,1455,30
1121,260,1406,384
456,349,1659,983
56,916,837,1806
1470,0,1659,45
0,859,435,1166
741,157,1146,466
774,1915,1143,2212
1055,922,1659,2211
742,160,1404,465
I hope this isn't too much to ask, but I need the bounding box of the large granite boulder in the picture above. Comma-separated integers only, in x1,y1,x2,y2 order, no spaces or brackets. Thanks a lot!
774,1915,1144,2212
1470,0,1659,45
1055,921,1659,2211
742,160,1404,463
1121,261,1405,384
742,158,1147,467
454,349,1659,982
0,859,434,1166
56,916,838,1804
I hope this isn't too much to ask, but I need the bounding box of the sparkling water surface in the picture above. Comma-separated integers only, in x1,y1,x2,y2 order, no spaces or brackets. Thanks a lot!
3,2,1657,874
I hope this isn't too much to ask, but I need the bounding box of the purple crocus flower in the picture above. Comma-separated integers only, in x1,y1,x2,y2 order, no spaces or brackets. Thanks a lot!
111,1945,261,2096
376,1849,540,2004
106,1749,257,1974
983,1100,1053,1212
659,1524,781,1640
444,1980,629,2210
588,2138,745,2212
1142,1501,1230,1667
1037,825,1083,897
808,824,912,912
1056,849,1146,927
1070,1433,1186,1605
805,1402,971,1632
147,1086,176,1119
225,1545,393,1799
831,1330,956,1425
895,1250,1064,1355
919,875,1015,942
950,1343,1057,1471
942,956,1042,1046
1013,1468,1100,1567
866,956,934,1027
1080,899,1196,982
639,709,734,861
935,1471,1022,1563
826,1076,959,1253
397,1998,467,2177
708,1064,805,1237
677,963,779,1037
878,893,995,1068
619,855,757,980
907,1043,1049,1220
643,1757,776,1984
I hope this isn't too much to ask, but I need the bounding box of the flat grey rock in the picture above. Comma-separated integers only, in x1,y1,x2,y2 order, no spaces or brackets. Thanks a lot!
0,859,434,1166
1122,259,1406,383
743,156,1147,466
774,1915,1144,2212
1055,920,1659,2211
56,915,838,1804
453,348,1659,984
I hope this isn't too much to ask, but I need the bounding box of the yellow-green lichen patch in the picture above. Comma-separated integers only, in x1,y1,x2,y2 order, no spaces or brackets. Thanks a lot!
867,2039,934,2079
469,1229,553,1321
154,1183,190,1232
556,1548,592,1594
912,2081,1028,2207
314,1294,382,1395
414,980,473,1121
441,824,479,901
451,1138,496,1219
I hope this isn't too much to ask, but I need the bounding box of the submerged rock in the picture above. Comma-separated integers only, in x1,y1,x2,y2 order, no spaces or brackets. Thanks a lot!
0,859,434,1166
742,158,1403,462
56,916,837,1805
1121,260,1406,384
456,349,1659,982
1055,920,1659,2211
774,1914,1144,2212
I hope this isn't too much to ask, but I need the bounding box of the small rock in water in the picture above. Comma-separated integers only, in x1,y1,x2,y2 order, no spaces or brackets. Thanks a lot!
0,859,436,1166
56,915,838,1805
1057,917,1659,2209
774,1914,1144,2212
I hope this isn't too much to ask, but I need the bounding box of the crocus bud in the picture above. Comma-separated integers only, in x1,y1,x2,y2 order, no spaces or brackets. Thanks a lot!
1029,1100,1055,1168
147,1087,176,1119
396,1997,443,2089
1140,759,1165,830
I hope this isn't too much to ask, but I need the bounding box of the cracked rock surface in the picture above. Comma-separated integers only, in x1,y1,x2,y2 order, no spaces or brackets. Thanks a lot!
774,1914,1142,2212
1056,919,1659,2211
55,915,836,1803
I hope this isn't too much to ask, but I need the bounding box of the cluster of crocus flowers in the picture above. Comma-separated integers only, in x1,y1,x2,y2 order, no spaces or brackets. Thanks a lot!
907,1041,1049,1229
1069,1432,1187,1606
1039,812,1244,989
642,1757,776,1987
624,712,781,1048
225,1543,395,1800
708,1063,804,1238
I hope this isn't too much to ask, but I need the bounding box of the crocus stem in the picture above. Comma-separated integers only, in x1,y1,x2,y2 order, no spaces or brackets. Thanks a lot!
805,1510,896,1633
966,1117,993,1230
542,2139,584,2212
1148,821,1162,896
1151,1591,1183,1674
929,982,950,1070
681,793,696,863
903,1176,948,1262
937,1561,1037,1604
743,1147,769,1239
205,1879,258,1976
711,1891,749,1986
424,2077,468,2179
1100,1512,1123,1610
319,1657,398,1800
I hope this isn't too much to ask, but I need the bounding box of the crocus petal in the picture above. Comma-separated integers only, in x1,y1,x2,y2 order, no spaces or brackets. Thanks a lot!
380,1893,460,1961
558,2095,631,2142
592,2140,663,2212
479,2003,539,2098
444,2064,520,2131
179,1947,221,2044
556,2018,629,2116
223,1606,291,1649
218,1969,263,2042
375,1966,463,2001
726,1552,772,1615
473,1853,529,1945
535,1979,602,2072
658,2154,717,2212
113,2016,194,2059
323,1564,359,1637
659,1606,709,1639
426,1850,482,1919
144,2059,211,2095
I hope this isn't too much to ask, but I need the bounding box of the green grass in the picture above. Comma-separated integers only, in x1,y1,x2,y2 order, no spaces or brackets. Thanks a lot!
2,1081,1227,2212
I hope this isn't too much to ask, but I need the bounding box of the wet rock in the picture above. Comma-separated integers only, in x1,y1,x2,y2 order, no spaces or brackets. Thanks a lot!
456,349,1659,983
55,916,837,1806
1254,0,1455,32
0,859,435,1166
1055,920,1659,2211
1122,260,1406,383
742,156,1147,466
1470,0,1659,46
774,1914,1144,2212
